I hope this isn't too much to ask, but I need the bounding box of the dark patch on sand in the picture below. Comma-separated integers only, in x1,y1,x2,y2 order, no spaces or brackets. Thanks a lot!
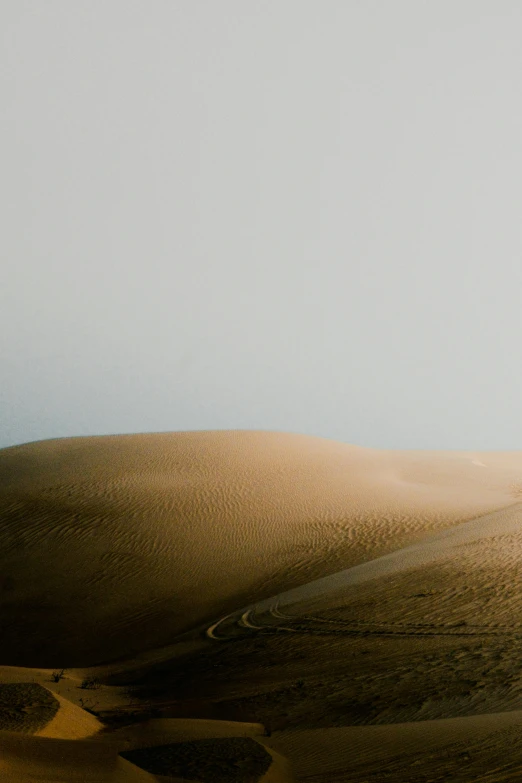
0,682,60,733
120,736,272,782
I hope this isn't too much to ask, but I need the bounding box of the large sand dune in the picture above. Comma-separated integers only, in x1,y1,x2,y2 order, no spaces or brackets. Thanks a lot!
1,431,522,666
2,430,522,781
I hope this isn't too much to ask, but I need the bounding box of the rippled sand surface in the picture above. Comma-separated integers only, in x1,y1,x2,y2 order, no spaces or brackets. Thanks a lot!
2,430,522,781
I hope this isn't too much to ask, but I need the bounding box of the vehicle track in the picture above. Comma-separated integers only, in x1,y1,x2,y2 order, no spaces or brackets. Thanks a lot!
207,606,522,641
206,503,522,642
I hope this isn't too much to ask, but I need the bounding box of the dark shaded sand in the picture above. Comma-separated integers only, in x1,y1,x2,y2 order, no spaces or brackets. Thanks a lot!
0,683,59,733
120,736,273,781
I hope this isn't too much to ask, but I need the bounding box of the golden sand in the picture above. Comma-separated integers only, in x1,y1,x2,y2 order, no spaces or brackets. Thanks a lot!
2,430,522,781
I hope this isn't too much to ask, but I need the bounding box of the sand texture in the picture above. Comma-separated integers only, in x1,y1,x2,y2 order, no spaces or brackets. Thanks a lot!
0,683,59,733
2,430,522,781
120,736,273,781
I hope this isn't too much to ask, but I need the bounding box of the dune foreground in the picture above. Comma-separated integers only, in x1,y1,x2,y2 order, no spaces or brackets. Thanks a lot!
2,430,522,781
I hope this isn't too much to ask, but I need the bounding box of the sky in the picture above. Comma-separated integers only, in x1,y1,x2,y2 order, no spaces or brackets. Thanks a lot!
1,2,522,451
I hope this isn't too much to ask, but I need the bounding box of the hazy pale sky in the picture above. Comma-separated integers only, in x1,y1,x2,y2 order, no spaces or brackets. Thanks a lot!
2,2,522,451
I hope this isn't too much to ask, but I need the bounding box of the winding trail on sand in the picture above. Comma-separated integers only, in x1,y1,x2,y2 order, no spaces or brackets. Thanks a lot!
206,501,522,641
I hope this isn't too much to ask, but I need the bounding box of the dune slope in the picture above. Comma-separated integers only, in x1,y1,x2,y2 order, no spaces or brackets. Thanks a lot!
2,431,522,781
1,430,522,666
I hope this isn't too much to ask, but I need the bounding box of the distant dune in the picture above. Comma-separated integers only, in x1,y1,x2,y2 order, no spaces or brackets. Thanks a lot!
1,430,522,667
3,431,522,780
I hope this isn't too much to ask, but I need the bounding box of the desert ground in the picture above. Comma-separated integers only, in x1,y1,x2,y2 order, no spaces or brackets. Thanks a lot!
2,430,522,781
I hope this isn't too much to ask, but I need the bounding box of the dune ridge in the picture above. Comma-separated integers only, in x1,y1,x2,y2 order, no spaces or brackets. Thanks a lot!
1,431,522,667
2,430,522,781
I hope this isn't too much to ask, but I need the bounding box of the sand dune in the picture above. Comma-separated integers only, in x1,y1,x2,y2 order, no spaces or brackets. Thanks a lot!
0,730,158,782
205,500,522,629
0,667,293,781
2,430,522,780
1,431,522,667
267,709,522,781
